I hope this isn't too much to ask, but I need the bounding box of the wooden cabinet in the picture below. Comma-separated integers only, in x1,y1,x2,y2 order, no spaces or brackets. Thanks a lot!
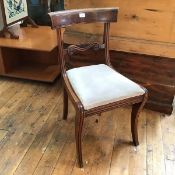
0,26,60,82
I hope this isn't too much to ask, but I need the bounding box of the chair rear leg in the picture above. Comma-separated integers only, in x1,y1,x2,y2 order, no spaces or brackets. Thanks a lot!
131,94,148,146
75,112,84,168
63,88,68,120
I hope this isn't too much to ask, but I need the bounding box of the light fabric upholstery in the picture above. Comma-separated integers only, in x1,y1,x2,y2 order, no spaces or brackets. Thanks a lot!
67,64,145,110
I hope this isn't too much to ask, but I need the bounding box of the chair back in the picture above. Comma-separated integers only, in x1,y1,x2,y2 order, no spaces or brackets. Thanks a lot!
49,8,118,74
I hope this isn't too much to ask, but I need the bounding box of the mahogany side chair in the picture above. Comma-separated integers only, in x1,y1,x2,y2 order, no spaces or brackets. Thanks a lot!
49,8,148,168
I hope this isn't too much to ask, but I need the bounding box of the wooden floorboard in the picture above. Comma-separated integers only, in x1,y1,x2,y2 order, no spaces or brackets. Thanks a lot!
0,77,174,175
161,111,175,175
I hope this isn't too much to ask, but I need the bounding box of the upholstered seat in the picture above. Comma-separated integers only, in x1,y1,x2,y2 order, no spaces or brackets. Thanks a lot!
67,64,145,110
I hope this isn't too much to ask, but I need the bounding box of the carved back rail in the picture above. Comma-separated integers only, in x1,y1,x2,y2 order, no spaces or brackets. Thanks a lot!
67,43,105,56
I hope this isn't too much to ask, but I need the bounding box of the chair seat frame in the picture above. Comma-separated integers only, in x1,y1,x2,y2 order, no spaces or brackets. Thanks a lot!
49,8,148,168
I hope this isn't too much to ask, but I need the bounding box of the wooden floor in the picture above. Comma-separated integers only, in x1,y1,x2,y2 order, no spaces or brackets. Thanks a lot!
0,77,174,175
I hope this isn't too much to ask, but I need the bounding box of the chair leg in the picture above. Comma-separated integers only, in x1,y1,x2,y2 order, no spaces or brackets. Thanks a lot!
131,94,148,146
63,88,68,120
131,102,142,146
75,111,84,168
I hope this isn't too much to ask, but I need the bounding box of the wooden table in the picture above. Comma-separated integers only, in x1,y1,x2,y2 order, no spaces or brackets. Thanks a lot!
0,26,60,82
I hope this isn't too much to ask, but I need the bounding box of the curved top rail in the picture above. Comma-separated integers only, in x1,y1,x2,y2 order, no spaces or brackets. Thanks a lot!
49,7,118,29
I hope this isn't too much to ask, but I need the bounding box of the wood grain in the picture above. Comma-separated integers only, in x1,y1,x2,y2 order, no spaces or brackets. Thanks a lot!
0,26,57,52
64,0,175,58
146,111,166,175
0,27,60,82
109,108,131,175
0,80,62,175
0,77,174,174
161,112,175,175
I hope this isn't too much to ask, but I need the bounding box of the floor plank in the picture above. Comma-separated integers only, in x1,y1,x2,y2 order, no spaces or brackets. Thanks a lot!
0,77,174,175
109,108,131,175
32,102,75,175
71,111,117,175
161,111,175,175
0,80,61,175
127,110,147,175
146,111,166,175
14,91,63,175
0,129,8,142
51,103,79,175
0,80,25,113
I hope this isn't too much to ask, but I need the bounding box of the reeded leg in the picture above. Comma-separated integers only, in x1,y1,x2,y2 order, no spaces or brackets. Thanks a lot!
63,88,68,120
75,112,84,168
131,102,142,146
131,93,148,146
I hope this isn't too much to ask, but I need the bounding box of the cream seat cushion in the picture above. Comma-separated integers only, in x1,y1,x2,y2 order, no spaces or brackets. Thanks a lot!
67,64,145,110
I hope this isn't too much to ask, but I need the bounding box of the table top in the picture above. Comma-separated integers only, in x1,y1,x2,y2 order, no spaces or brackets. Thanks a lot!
0,26,57,51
